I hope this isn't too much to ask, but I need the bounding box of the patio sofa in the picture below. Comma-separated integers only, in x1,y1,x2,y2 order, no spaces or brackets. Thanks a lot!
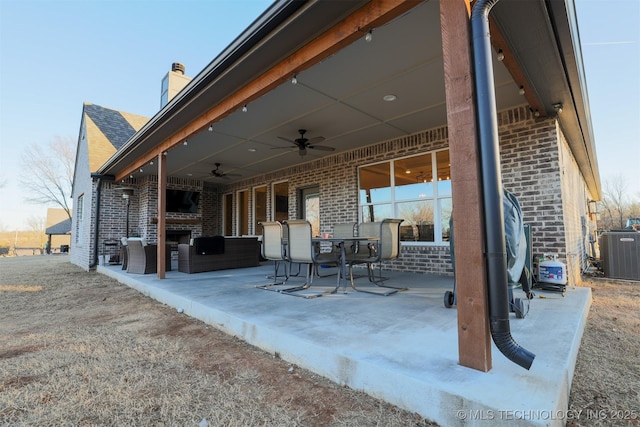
178,236,260,273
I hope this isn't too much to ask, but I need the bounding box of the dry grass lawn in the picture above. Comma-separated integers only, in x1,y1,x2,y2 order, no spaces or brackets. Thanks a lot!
1,256,638,426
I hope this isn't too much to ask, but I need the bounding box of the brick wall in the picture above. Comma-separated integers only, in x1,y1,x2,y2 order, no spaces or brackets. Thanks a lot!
122,176,206,242
220,127,452,275
557,124,596,284
499,106,596,284
81,105,595,282
70,122,92,269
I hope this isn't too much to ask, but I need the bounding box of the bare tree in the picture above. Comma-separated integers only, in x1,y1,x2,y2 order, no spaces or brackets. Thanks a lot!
598,175,628,230
26,215,46,232
26,215,47,248
20,136,74,221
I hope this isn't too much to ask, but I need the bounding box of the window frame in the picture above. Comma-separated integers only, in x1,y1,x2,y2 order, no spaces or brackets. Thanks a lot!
223,192,233,236
236,188,250,236
271,180,289,223
253,185,268,235
76,194,84,244
357,148,451,246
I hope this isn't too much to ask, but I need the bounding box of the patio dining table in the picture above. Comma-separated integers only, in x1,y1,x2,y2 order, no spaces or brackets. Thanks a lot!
312,236,379,293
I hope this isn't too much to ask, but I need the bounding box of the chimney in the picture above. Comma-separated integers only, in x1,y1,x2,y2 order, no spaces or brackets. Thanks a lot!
160,62,192,108
172,62,185,75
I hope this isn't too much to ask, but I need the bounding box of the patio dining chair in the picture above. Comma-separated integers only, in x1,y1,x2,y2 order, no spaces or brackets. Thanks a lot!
255,221,299,293
344,218,407,295
332,222,357,256
125,238,171,274
120,237,128,270
283,220,341,298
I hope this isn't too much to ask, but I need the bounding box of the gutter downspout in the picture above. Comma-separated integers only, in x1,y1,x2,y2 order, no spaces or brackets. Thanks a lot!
88,174,114,269
471,0,535,370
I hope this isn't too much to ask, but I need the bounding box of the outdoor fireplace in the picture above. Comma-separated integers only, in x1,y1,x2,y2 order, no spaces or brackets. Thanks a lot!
166,230,192,261
166,230,192,245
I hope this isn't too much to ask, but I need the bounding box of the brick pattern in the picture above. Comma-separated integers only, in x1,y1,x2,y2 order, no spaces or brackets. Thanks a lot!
557,126,595,284
498,106,597,283
76,106,597,283
70,124,93,269
134,175,206,242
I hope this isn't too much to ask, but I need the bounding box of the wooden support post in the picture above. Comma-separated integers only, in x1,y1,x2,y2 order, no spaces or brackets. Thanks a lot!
157,153,167,279
440,0,492,371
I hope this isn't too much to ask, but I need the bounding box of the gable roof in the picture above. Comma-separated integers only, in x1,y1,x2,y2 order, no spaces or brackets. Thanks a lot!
45,218,72,235
83,102,148,172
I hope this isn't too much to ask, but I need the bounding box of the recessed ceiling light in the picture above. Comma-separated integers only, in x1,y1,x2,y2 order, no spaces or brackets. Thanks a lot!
383,94,397,102
248,148,257,152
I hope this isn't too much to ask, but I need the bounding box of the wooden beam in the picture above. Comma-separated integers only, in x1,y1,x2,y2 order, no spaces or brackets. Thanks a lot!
150,218,201,225
440,0,492,371
157,153,167,279
115,0,420,181
488,17,546,117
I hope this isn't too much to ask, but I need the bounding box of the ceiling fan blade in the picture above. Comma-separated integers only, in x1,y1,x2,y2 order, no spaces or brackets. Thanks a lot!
309,145,334,151
306,136,325,145
277,136,295,143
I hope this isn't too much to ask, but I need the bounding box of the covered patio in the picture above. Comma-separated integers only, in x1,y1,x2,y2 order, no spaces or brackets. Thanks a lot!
98,261,591,427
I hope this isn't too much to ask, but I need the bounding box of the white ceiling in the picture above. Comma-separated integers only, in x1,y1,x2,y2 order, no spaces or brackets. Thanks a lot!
144,1,522,184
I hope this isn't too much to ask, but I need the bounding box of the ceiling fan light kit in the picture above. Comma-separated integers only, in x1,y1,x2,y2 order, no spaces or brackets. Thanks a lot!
275,129,334,157
210,163,241,179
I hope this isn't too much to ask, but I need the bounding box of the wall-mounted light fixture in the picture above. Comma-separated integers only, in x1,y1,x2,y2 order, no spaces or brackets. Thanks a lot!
183,139,188,146
553,103,563,114
122,188,134,238
365,29,373,42
497,49,505,61
291,75,297,85
588,200,598,215
208,123,213,132
519,86,525,96
242,104,248,113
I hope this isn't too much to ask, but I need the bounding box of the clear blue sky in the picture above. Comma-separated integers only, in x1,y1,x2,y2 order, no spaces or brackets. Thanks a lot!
0,0,638,230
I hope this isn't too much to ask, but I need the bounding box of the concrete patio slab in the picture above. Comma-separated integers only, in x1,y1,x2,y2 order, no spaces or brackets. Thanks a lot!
98,262,591,427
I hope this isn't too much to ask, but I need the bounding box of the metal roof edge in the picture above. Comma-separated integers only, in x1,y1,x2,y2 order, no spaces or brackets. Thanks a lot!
97,0,308,175
548,0,601,199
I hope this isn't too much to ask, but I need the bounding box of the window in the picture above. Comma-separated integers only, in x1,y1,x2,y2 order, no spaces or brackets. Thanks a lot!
223,193,233,236
253,186,267,235
358,149,451,244
299,186,320,237
76,194,84,244
237,190,249,236
272,181,288,222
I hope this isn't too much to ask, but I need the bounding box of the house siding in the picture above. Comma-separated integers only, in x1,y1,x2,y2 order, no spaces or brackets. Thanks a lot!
70,123,94,270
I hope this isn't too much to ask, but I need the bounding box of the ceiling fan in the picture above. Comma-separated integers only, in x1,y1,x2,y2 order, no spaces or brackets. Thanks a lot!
210,163,240,179
275,129,334,157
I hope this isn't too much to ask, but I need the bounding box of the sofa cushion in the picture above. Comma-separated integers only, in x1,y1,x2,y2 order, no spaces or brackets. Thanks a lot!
195,236,225,255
